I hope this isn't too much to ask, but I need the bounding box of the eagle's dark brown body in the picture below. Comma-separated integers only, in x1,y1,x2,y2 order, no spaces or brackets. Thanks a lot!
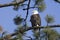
30,14,41,27
30,10,41,39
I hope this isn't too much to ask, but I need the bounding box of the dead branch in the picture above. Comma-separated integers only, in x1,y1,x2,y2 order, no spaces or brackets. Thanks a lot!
24,0,31,21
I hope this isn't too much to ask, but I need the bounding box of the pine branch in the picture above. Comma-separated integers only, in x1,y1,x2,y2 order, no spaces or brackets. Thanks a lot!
10,24,60,37
0,0,27,8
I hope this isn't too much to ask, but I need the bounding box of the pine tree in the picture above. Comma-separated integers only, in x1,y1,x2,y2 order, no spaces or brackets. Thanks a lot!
0,0,60,40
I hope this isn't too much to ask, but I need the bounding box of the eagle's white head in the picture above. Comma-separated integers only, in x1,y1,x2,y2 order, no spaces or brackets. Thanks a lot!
32,10,38,14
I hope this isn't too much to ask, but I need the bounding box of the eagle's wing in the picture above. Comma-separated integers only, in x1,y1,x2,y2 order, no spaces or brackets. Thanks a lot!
30,14,41,27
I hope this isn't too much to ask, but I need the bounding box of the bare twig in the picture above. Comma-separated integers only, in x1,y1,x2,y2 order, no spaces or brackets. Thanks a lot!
23,7,38,10
24,0,31,21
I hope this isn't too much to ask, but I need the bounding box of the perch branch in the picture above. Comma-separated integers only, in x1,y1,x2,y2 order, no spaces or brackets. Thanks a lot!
10,24,60,36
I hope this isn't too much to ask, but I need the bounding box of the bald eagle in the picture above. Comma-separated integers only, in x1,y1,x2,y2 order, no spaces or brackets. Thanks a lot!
30,10,41,27
30,10,41,39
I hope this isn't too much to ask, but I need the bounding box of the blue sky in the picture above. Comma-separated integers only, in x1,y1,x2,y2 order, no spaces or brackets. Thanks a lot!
0,0,60,35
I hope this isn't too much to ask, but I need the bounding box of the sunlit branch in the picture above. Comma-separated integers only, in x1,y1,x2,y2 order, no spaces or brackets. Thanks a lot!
0,0,27,8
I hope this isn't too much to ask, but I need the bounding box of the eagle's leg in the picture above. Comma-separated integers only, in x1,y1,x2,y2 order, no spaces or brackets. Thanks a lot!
33,25,40,40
